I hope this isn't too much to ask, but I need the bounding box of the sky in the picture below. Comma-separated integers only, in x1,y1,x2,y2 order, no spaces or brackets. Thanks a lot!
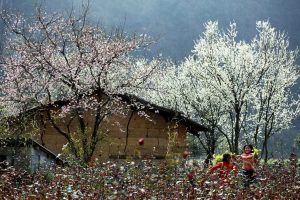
61,0,300,61
3,0,300,60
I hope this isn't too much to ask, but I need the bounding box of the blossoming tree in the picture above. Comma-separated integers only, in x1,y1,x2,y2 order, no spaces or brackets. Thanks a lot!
0,5,159,163
135,21,300,159
181,21,300,157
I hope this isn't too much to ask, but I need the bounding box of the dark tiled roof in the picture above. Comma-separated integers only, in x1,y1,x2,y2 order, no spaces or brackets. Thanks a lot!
118,94,209,134
11,92,209,135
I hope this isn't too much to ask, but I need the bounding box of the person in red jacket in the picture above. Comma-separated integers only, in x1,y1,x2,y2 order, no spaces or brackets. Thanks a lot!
238,144,257,187
201,153,238,186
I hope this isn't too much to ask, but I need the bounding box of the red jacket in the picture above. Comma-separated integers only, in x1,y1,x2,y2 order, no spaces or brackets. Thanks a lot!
207,161,238,179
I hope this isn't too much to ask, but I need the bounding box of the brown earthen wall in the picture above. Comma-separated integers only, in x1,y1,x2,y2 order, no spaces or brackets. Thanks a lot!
36,108,187,160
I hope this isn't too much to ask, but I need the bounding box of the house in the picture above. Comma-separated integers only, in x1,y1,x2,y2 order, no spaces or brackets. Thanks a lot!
0,138,64,172
4,94,208,161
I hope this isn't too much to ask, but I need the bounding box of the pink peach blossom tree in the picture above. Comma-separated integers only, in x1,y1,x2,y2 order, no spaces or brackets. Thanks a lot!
0,5,159,163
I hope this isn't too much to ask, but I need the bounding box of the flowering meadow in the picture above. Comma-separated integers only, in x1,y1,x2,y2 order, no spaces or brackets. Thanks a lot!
0,159,299,199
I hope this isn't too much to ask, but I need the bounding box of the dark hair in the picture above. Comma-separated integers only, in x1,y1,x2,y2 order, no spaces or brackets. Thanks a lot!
243,144,254,153
222,153,231,163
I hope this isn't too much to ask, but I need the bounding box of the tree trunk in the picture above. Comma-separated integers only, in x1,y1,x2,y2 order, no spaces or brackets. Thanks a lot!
262,135,269,163
233,106,241,154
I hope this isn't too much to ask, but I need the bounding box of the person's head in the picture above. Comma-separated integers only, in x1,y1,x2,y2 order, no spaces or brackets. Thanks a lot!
243,144,254,154
222,153,231,163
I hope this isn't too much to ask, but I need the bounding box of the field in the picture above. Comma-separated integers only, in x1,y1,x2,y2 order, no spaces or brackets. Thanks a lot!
0,159,299,199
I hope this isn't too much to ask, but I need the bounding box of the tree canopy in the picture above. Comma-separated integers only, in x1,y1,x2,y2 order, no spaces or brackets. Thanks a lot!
0,5,159,163
133,21,300,158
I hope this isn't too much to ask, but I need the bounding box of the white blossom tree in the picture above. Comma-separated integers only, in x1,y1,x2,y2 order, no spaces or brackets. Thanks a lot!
249,21,300,161
0,5,159,163
134,21,300,159
179,21,300,156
